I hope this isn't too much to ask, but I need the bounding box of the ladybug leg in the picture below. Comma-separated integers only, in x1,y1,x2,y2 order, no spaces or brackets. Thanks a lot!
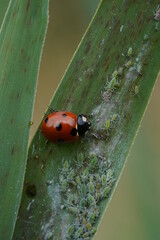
48,106,56,113
43,106,57,118
43,112,48,118
45,139,49,145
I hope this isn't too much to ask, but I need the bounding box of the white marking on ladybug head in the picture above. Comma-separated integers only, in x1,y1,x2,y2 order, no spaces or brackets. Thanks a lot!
82,116,87,122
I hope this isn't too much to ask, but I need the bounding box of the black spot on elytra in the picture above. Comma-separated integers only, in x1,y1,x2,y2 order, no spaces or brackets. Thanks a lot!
56,123,62,131
58,138,64,143
62,113,67,117
45,117,48,123
70,128,77,136
26,184,37,198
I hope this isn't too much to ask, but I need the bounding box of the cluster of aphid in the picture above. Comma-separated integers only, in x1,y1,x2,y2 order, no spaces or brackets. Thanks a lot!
102,46,141,102
102,47,135,100
59,153,114,239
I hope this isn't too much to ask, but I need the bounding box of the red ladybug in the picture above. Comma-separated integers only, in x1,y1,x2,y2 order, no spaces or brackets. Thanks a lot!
41,111,91,143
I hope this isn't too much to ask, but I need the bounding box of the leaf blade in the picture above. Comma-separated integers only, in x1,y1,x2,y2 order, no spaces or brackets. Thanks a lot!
0,0,49,239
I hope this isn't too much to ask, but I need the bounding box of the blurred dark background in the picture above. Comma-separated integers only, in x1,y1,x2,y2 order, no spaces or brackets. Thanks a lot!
31,1,160,239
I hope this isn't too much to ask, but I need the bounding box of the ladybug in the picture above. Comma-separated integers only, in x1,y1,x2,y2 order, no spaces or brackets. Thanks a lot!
41,111,91,143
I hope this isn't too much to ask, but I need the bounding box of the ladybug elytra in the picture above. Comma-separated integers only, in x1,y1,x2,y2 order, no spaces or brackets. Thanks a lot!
41,111,91,143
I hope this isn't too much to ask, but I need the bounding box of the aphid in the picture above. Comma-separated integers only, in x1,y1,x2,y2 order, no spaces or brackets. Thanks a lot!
68,206,79,214
82,218,87,225
118,67,123,76
68,225,75,236
105,77,120,93
62,160,69,172
83,210,87,217
120,25,124,32
112,113,117,122
96,191,101,202
76,176,81,185
77,152,84,168
82,232,89,238
144,34,149,41
61,204,64,210
90,153,95,159
131,85,139,96
83,237,90,240
109,177,115,187
124,60,132,68
80,184,87,197
88,156,98,169
95,173,100,182
82,168,89,181
91,227,97,235
96,182,102,190
93,206,100,217
88,212,96,223
67,194,74,205
154,5,160,21
127,47,133,57
73,194,78,205
40,163,45,171
88,194,95,206
75,227,83,238
112,70,118,78
107,169,113,180
89,175,94,182
101,174,107,186
45,232,53,239
105,119,111,130
102,91,111,102
61,179,67,192
46,180,53,186
101,187,110,198
41,111,91,143
88,181,95,194
80,198,87,207
86,222,92,231
67,169,75,181
155,22,160,30
136,63,143,75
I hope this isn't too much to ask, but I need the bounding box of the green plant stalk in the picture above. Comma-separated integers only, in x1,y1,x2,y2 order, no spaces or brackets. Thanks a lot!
14,0,160,239
0,0,49,239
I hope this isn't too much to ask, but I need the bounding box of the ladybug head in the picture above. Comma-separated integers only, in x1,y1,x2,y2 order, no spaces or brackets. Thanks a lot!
77,114,91,137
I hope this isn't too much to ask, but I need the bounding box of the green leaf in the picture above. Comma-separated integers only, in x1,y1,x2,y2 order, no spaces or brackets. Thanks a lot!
14,0,160,239
0,0,49,239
